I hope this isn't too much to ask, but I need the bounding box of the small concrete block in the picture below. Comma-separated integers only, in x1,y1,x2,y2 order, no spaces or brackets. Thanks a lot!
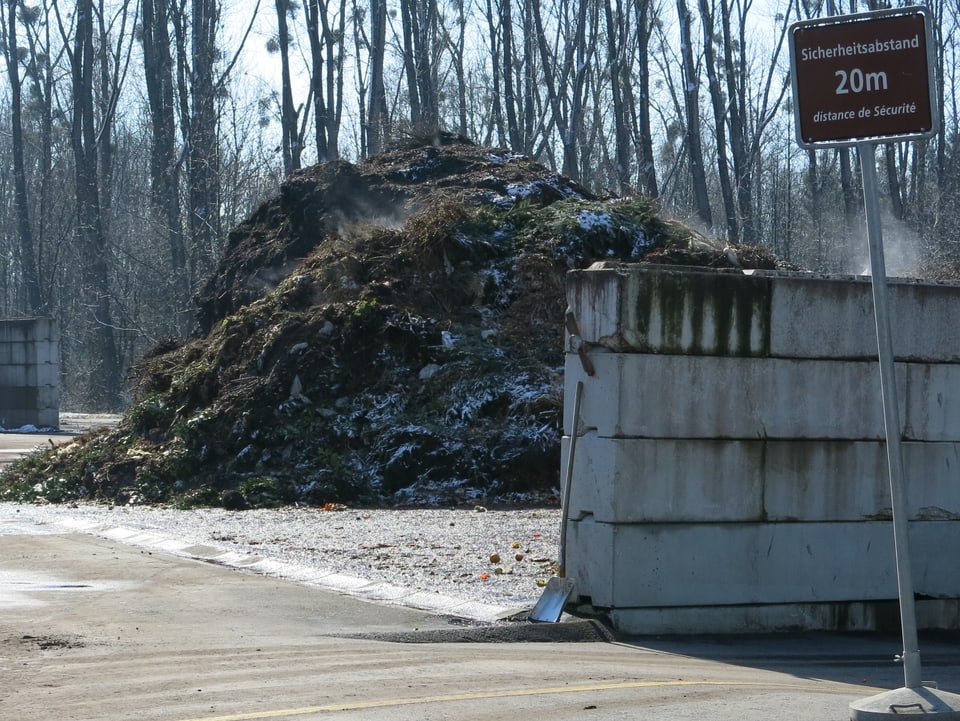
566,266,960,361
0,364,35,387
0,343,28,365
0,320,32,344
0,387,39,409
0,408,41,429
35,385,59,407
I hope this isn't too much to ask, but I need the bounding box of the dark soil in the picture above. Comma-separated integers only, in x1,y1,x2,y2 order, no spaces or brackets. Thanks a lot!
1,139,786,509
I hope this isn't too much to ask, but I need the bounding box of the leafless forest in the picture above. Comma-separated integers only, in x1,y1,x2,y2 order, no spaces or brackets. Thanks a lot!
2,0,959,409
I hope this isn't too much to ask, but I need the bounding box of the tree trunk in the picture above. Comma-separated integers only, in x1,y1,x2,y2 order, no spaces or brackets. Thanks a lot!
5,0,43,313
483,0,506,146
275,0,301,173
189,0,220,273
367,0,387,155
719,0,753,244
884,143,904,221
603,0,631,193
304,0,329,161
697,0,738,240
142,0,189,331
71,0,121,409
839,147,859,223
633,0,659,198
20,4,56,308
675,0,712,227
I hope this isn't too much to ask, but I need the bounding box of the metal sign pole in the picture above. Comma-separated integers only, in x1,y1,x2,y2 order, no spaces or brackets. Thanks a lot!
787,7,960,718
849,143,960,720
858,141,921,690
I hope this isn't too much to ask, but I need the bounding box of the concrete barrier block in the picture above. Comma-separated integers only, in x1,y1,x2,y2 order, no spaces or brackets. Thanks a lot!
566,266,771,356
564,434,765,523
766,273,960,362
0,320,32,344
0,387,39,409
0,343,28,365
566,353,891,440
0,407,57,428
905,363,960,441
607,599,957,635
565,436,960,523
35,385,59,408
767,273,875,358
33,362,58,387
764,440,960,521
36,407,59,428
0,364,33,387
0,409,38,428
566,520,960,608
566,266,960,361
566,353,960,442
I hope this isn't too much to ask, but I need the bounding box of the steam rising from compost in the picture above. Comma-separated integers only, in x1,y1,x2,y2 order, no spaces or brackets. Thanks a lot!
852,211,922,278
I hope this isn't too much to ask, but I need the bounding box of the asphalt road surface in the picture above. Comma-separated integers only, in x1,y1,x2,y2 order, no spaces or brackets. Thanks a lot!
6,520,960,721
4,417,960,720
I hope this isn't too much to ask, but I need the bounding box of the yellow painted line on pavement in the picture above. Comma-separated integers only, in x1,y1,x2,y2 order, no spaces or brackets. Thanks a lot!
176,678,865,721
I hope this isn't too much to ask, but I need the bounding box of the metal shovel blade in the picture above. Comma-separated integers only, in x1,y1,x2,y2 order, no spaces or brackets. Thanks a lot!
529,576,576,623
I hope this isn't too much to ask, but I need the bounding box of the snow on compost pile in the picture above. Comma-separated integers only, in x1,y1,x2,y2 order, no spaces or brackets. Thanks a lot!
0,139,784,509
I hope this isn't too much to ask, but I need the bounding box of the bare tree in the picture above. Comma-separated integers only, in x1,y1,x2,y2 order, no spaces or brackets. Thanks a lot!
632,0,659,198
697,0,738,239
529,0,597,179
438,0,469,136
675,0,712,227
366,0,388,154
186,0,221,274
4,0,43,313
142,0,190,330
62,0,122,408
304,0,346,161
273,0,302,173
603,0,634,193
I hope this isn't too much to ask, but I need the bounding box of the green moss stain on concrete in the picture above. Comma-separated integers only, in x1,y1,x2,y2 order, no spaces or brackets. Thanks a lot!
630,268,771,356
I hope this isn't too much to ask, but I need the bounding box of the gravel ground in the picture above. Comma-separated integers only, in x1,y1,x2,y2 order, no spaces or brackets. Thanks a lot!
0,502,562,618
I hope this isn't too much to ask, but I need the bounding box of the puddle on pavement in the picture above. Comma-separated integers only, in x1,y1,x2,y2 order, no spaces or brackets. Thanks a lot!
0,569,135,608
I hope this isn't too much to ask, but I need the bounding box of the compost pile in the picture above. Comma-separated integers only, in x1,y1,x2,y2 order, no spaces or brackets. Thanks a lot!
3,138,784,509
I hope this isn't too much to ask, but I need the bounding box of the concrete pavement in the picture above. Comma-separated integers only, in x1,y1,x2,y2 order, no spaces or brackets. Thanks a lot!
4,526,960,721
4,420,960,720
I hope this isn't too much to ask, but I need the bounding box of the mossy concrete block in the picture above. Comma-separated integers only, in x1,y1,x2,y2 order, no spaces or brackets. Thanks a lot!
566,265,960,361
566,265,771,356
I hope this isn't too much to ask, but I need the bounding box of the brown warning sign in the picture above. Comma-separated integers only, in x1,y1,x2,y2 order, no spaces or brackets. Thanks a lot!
790,8,937,147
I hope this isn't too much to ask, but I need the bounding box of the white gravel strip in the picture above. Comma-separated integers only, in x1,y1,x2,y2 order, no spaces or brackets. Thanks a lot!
0,502,562,622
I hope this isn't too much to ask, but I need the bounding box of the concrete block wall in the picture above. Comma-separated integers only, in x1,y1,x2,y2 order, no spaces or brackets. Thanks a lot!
563,265,960,633
0,318,60,429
